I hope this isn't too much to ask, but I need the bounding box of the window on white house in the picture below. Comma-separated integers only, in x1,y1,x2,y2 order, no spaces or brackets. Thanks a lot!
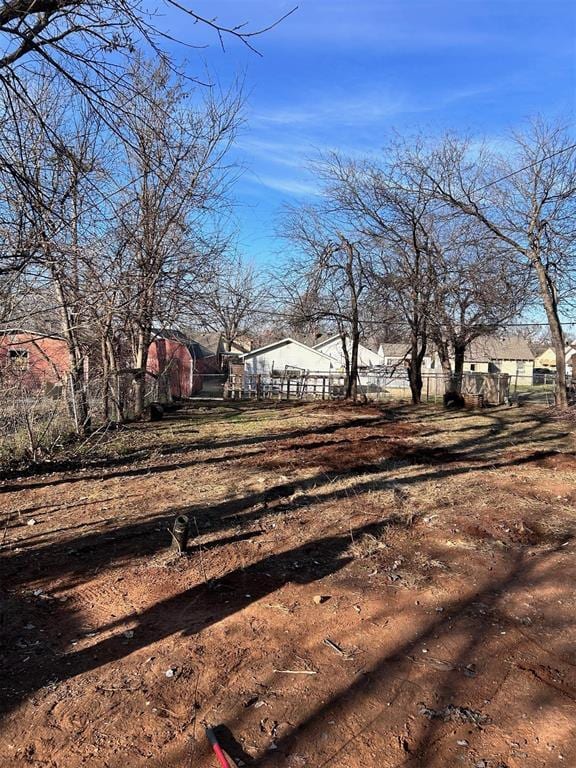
470,363,476,371
517,361,526,374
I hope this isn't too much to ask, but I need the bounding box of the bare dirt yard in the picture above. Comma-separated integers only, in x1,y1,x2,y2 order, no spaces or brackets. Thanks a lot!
1,400,576,768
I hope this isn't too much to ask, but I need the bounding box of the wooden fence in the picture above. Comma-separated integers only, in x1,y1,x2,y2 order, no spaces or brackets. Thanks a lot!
225,370,346,401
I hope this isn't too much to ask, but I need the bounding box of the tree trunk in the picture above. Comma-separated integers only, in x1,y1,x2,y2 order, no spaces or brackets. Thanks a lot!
104,335,124,422
53,272,90,434
101,335,110,421
133,325,151,419
407,330,426,404
407,362,422,404
453,341,466,394
531,254,567,407
340,332,351,397
435,338,453,394
69,365,90,434
346,330,360,400
342,238,361,401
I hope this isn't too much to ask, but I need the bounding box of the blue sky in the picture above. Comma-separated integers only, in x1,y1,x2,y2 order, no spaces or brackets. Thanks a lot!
163,1,576,265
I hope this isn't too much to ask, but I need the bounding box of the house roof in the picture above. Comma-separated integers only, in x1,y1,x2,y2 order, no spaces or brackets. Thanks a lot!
314,334,378,355
465,335,535,362
0,328,66,342
192,331,223,355
530,343,552,357
379,343,411,359
243,337,335,361
312,333,341,347
152,328,212,360
378,336,535,362
532,342,576,353
184,331,251,355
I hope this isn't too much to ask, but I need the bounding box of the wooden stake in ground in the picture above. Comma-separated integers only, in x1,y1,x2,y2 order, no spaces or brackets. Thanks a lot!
170,515,190,554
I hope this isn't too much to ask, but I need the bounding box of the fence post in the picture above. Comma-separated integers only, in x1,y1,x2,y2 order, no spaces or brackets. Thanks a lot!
171,515,190,554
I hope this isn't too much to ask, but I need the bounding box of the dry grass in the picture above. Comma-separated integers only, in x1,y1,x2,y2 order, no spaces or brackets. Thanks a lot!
2,399,576,768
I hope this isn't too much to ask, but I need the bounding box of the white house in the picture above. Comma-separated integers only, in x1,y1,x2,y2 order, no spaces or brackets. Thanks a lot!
242,338,336,376
313,334,380,369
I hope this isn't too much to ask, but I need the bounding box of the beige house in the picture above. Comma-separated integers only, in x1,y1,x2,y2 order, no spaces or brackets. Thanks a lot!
458,336,535,379
532,343,576,371
378,342,436,370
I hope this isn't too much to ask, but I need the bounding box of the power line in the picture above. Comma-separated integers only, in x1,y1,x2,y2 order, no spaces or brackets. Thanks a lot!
323,139,576,226
442,141,576,200
240,303,575,330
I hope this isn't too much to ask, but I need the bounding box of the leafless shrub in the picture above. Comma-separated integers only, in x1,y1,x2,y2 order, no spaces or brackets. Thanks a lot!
348,531,388,559
0,380,74,462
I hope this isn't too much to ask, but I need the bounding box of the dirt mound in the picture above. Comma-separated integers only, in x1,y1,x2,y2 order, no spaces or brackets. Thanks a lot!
535,451,576,470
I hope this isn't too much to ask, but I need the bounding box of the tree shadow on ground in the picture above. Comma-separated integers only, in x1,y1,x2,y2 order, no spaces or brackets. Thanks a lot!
93,532,576,768
1,435,564,594
0,413,392,493
1,520,391,718
2,400,574,764
0,400,300,485
242,540,576,767
2,403,566,497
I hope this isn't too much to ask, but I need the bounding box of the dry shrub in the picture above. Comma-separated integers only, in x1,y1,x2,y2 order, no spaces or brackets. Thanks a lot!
348,531,389,559
0,381,75,463
348,510,418,558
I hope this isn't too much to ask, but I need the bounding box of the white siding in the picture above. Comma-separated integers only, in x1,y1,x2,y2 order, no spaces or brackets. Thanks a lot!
244,340,335,375
315,337,380,368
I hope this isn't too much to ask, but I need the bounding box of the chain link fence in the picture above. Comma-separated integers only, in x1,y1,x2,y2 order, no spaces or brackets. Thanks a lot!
361,370,559,406
221,367,562,407
0,377,75,462
0,365,564,463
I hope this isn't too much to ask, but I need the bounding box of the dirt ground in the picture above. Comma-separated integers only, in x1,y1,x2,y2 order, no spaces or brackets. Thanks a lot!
1,400,575,768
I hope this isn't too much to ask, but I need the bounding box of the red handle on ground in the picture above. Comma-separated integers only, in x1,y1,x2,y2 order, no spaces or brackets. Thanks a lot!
212,743,231,768
206,726,232,768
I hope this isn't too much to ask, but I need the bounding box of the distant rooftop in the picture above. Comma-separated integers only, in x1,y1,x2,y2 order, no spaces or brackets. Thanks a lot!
465,335,535,362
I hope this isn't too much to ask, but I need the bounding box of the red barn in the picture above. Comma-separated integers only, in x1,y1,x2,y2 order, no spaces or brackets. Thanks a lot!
0,329,70,393
147,330,215,400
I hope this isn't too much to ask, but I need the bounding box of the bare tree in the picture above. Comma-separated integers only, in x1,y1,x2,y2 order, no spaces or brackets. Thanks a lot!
425,218,528,392
315,143,537,403
413,121,576,407
0,79,104,432
0,61,241,426
316,151,435,404
109,60,241,418
0,1,294,282
281,204,368,400
0,2,294,120
193,253,268,353
0,2,295,69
